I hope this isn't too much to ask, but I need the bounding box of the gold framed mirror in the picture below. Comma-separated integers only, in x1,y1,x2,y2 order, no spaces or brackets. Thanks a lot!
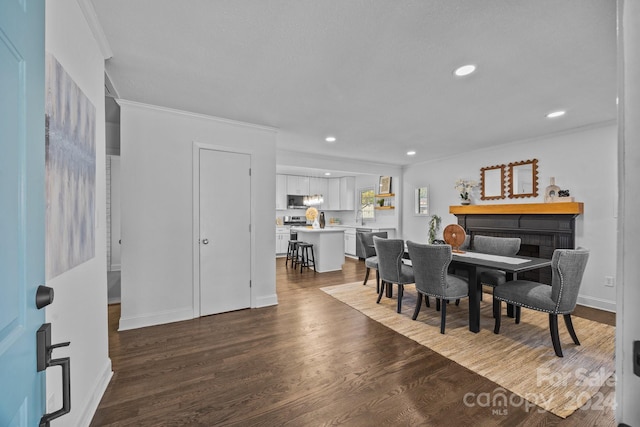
508,159,539,198
480,164,505,200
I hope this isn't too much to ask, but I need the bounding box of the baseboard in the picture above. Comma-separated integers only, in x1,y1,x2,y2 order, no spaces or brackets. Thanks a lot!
577,295,616,313
77,358,113,427
107,296,121,304
255,293,278,308
109,264,121,271
118,307,194,331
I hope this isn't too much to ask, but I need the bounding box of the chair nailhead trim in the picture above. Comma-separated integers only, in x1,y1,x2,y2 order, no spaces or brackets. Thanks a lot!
493,295,571,315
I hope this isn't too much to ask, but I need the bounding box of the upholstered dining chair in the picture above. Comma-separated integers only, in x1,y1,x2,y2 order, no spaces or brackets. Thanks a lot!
406,241,469,334
373,237,414,313
357,231,388,293
492,248,590,357
473,235,522,293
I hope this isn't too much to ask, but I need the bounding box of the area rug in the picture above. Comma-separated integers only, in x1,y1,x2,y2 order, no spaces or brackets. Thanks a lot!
320,281,615,418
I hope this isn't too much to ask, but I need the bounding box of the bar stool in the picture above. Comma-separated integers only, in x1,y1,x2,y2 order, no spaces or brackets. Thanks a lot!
297,242,316,273
285,231,299,268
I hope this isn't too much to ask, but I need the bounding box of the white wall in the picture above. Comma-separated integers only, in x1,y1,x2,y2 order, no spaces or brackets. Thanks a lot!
109,156,121,271
402,123,617,311
617,0,640,422
353,174,400,229
105,122,120,155
45,0,112,425
118,101,278,330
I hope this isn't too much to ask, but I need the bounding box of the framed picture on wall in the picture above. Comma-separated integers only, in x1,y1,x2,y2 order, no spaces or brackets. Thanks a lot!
379,176,392,194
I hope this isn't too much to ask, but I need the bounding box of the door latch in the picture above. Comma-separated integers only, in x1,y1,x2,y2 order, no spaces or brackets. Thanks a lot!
37,323,71,427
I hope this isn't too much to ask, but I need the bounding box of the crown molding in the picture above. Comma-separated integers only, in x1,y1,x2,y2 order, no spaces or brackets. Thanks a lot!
116,99,278,132
76,0,113,59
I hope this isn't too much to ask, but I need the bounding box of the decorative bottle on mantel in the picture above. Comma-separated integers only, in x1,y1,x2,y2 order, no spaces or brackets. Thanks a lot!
544,177,561,203
319,212,326,229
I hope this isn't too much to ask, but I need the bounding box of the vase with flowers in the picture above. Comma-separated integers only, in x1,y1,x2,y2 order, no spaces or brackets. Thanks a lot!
305,207,320,229
454,179,478,205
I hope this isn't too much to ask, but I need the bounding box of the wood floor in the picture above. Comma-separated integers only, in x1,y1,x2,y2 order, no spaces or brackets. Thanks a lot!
91,258,616,426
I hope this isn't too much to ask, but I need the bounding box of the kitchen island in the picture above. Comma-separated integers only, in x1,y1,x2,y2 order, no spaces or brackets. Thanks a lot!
291,227,345,272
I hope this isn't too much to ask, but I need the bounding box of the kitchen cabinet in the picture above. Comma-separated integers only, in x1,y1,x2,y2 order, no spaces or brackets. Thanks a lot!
340,177,355,210
309,177,328,200
344,228,356,256
325,178,341,210
276,174,287,210
308,177,328,209
276,228,290,255
277,174,355,211
286,175,309,195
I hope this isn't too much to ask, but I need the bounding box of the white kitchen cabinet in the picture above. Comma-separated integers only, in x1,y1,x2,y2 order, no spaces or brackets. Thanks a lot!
286,175,309,195
309,177,327,197
339,176,355,210
308,177,327,209
276,228,290,255
344,228,356,255
276,174,287,210
325,178,341,210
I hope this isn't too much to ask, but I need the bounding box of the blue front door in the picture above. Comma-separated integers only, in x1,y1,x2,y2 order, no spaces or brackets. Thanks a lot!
0,0,47,425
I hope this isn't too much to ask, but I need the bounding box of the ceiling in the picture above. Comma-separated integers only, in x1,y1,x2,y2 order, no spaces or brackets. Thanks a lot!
93,0,617,167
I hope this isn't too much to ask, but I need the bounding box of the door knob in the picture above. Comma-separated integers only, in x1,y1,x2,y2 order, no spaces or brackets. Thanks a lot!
202,238,209,245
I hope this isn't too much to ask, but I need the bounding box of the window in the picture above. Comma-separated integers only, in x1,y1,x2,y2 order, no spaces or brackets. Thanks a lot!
360,187,375,220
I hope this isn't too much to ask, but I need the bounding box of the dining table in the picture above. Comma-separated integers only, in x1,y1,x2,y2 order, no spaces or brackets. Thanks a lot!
447,251,552,333
373,243,553,333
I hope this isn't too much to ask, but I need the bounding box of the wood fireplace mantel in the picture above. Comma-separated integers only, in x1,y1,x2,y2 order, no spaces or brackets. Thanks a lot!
449,202,583,284
449,202,583,215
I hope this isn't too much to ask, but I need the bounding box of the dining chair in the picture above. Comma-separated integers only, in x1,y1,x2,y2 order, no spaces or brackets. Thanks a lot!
406,241,469,334
473,235,522,292
492,248,590,357
373,237,414,313
357,231,388,293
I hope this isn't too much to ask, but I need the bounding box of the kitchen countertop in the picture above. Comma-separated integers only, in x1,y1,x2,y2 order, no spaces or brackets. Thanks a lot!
277,224,396,231
291,226,345,233
325,225,396,230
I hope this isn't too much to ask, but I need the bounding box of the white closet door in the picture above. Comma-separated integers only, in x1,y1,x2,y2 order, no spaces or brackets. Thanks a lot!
199,149,251,316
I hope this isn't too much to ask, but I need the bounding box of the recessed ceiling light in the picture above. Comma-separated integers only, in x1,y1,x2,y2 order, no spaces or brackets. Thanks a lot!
406,151,416,156
546,110,566,118
324,172,331,176
454,64,476,77
325,136,336,143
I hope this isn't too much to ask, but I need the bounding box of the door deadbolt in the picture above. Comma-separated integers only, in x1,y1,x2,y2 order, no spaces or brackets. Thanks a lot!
202,238,209,245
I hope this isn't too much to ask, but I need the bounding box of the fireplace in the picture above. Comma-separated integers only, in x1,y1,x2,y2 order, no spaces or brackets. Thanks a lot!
450,203,583,284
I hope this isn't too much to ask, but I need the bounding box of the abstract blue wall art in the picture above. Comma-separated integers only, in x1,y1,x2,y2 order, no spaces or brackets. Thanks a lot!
45,53,96,280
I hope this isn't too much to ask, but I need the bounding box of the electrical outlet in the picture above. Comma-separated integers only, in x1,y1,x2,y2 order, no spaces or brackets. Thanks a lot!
605,276,615,287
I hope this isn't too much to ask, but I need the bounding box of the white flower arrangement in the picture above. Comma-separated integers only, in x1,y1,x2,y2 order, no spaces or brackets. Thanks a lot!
454,179,478,201
305,207,318,221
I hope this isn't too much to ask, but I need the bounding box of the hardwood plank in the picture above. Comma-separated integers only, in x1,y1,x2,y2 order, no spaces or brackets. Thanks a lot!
91,258,615,426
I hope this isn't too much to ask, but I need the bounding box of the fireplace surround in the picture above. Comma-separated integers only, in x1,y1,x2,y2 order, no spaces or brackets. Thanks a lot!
450,202,583,284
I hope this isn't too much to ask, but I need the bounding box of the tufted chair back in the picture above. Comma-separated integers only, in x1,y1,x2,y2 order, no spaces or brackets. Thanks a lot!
473,235,521,256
